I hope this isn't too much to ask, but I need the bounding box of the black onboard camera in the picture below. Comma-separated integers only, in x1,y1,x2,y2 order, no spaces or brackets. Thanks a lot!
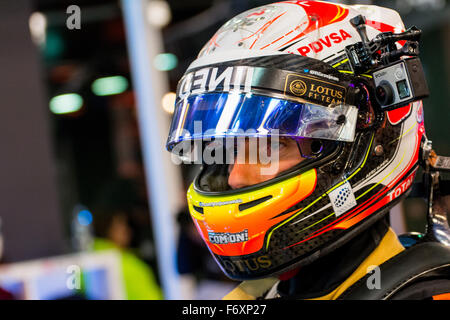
345,15,429,110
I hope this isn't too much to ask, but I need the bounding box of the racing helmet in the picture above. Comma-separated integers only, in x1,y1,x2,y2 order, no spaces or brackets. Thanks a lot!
166,0,426,280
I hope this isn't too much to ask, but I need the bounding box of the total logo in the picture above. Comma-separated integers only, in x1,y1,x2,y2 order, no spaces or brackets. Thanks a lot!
292,29,352,56
388,173,415,202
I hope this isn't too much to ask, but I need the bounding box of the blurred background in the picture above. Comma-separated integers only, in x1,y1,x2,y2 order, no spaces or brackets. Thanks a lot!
0,0,448,300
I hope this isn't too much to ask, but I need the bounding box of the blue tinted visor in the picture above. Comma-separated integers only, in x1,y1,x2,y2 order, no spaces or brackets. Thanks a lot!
166,92,358,151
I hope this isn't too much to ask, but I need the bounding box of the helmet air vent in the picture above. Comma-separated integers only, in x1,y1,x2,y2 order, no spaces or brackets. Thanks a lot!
238,195,273,211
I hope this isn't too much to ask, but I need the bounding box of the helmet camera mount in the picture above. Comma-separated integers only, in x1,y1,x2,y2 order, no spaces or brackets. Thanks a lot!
345,14,450,246
345,15,429,111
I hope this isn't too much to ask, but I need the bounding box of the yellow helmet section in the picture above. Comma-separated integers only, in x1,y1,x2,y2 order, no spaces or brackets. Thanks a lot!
187,169,317,256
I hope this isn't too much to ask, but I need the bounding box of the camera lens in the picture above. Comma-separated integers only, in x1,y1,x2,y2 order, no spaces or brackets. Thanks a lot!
375,81,394,106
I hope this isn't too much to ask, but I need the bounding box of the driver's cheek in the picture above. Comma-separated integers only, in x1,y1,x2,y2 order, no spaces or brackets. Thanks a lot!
228,162,279,190
227,156,306,190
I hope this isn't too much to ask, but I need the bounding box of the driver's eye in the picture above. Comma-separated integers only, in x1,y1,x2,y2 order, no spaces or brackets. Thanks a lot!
266,138,289,156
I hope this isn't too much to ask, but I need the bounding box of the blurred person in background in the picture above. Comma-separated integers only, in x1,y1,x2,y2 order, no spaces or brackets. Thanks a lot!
92,180,163,300
176,207,224,281
176,206,236,299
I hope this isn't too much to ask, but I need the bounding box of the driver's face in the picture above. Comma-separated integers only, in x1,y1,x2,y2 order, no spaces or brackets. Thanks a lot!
228,137,306,190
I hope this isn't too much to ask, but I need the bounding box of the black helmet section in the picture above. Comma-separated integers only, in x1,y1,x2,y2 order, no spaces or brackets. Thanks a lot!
176,55,362,108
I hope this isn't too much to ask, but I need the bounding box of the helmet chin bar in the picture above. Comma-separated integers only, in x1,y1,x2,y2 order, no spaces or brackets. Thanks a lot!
411,138,450,246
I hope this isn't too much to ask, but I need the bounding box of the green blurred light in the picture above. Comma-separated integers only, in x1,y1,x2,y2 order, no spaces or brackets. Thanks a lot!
91,76,129,96
44,30,64,60
49,93,83,114
153,53,178,71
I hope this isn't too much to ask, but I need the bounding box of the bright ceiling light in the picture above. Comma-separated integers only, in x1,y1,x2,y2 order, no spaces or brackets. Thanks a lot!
162,92,176,114
146,0,172,28
29,12,47,46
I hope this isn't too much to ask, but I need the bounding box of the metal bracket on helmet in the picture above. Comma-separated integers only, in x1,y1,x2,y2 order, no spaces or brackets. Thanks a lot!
415,138,450,245
346,14,422,75
428,151,450,173
421,138,450,173
421,170,450,246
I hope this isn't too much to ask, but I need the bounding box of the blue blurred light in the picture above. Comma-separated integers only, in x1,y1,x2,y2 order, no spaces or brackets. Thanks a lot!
77,209,93,226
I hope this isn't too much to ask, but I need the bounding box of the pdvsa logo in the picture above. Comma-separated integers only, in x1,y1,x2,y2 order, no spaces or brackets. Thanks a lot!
293,29,352,56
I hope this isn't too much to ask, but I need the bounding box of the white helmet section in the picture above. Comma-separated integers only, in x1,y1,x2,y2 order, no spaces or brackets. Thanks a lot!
189,1,405,70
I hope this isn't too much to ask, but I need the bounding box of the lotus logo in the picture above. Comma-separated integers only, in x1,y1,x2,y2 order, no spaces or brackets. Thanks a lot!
290,79,307,96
